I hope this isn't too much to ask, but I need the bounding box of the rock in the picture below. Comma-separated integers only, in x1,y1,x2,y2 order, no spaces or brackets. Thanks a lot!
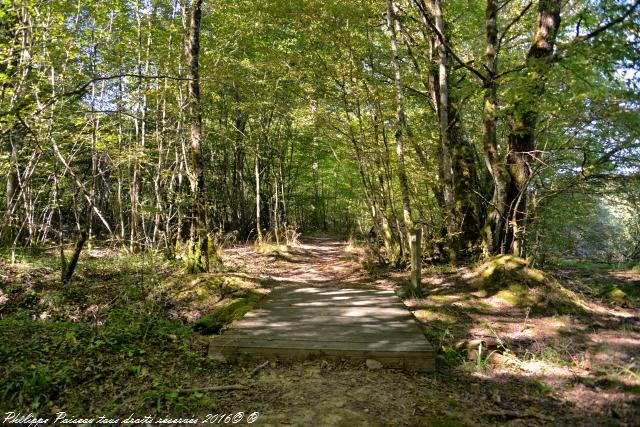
366,359,383,370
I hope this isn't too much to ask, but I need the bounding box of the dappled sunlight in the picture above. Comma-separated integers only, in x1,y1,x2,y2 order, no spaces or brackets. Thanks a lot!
403,257,640,422
221,236,381,290
3,237,639,423
413,309,457,324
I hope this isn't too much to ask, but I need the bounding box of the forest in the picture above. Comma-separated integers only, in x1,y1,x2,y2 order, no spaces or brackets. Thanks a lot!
1,0,639,425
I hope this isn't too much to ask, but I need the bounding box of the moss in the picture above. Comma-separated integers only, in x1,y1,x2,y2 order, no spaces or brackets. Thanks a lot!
185,235,208,273
414,309,456,324
149,273,263,325
495,284,534,306
606,287,627,301
472,255,588,315
600,286,637,307
193,292,262,335
474,255,551,290
524,268,545,282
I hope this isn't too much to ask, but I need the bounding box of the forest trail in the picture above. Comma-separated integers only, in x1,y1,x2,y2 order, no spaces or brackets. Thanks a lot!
2,239,638,425
224,235,382,290
211,234,438,371
215,238,640,425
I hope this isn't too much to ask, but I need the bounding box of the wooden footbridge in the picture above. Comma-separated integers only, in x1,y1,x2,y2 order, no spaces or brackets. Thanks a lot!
209,286,435,372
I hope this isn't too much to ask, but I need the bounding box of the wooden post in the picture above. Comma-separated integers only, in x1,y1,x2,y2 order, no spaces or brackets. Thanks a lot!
410,227,422,296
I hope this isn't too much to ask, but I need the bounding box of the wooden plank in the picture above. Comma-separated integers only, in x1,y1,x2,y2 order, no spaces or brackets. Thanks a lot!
258,293,401,306
229,317,420,329
212,337,433,352
242,306,412,317
257,299,408,308
223,327,424,342
226,324,423,336
237,313,415,325
209,286,436,373
267,288,396,297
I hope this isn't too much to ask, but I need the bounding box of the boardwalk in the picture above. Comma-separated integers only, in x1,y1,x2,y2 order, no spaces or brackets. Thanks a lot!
209,286,435,372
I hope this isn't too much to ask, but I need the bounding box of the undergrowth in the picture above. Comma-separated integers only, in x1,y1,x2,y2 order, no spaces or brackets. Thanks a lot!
0,248,247,417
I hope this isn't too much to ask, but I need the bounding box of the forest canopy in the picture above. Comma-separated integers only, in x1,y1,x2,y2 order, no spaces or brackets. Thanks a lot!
1,0,639,269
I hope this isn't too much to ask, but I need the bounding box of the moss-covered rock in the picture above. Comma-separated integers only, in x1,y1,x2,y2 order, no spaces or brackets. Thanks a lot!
472,255,542,290
601,286,634,306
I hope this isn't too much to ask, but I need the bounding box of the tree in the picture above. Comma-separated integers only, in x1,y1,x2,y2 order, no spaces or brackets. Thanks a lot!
185,0,215,273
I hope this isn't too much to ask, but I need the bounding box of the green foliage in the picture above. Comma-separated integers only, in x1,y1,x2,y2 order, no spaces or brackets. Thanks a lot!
437,346,465,367
0,249,217,415
1,0,638,266
530,193,639,263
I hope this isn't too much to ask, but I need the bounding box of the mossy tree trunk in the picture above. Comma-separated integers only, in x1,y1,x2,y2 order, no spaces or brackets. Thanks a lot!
185,0,218,273
449,96,481,260
481,0,511,256
418,0,482,262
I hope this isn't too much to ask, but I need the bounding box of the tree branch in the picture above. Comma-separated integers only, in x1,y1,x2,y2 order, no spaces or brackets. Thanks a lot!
413,0,487,82
62,74,192,99
497,1,533,53
576,0,640,42
51,141,113,235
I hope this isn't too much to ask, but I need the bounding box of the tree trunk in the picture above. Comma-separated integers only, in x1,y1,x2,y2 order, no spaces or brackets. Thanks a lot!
386,0,413,263
185,0,212,273
2,126,24,243
504,0,561,255
449,97,481,258
481,0,511,255
431,0,455,239
60,223,89,285
255,139,263,243
233,111,249,236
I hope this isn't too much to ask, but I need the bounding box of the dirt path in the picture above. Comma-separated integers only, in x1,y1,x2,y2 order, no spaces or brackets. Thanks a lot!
212,237,639,426
224,235,379,289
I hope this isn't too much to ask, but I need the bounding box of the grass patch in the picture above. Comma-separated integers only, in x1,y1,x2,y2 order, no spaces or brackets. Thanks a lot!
0,307,211,415
553,258,637,271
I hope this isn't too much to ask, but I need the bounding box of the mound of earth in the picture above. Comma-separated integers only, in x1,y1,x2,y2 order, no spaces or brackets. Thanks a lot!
470,255,587,315
150,273,266,328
